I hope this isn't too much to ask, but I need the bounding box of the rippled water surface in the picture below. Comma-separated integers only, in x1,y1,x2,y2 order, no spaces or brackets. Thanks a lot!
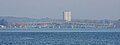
0,32,120,45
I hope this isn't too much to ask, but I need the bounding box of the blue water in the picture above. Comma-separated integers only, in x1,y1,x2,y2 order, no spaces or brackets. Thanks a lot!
0,32,120,45
0,28,120,32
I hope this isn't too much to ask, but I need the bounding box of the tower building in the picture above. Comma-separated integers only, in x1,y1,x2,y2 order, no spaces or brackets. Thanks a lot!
63,10,72,21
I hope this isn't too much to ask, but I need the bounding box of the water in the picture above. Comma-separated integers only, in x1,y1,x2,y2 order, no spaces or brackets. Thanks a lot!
0,28,120,32
0,32,120,45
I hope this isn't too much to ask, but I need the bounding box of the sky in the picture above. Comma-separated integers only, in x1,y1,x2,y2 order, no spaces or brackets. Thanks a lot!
0,0,120,20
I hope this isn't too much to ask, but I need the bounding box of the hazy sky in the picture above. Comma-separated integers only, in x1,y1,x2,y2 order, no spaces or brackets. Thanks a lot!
0,0,120,20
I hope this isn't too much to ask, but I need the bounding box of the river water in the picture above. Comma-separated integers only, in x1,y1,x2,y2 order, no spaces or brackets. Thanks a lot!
0,32,120,45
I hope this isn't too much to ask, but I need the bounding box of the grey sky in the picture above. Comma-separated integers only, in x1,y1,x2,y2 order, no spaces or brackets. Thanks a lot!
0,0,120,20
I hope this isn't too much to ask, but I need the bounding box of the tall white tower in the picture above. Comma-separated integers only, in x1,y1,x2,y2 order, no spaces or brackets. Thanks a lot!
63,10,72,21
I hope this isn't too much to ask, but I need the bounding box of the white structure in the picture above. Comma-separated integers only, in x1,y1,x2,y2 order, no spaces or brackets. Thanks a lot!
0,25,5,28
63,10,72,21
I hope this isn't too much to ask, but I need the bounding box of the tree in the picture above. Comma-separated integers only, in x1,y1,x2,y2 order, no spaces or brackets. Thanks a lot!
118,19,120,21
0,19,8,26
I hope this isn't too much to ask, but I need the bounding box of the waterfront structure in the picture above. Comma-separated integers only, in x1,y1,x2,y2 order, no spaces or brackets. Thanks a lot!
0,19,117,28
63,10,72,21
23,20,115,29
0,11,119,29
0,25,5,28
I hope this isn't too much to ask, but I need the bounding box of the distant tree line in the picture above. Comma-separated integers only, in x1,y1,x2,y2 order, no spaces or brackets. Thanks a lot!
119,19,120,21
0,19,8,26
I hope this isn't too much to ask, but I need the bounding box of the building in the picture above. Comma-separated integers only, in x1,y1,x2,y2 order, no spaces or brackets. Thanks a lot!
63,10,72,21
